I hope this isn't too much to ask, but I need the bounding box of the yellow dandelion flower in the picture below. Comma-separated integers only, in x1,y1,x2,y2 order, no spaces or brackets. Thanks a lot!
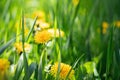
0,59,10,75
102,22,109,34
115,21,120,28
72,0,79,6
34,30,52,44
47,28,64,38
102,22,109,29
34,20,50,31
32,11,45,21
14,42,31,54
50,62,74,80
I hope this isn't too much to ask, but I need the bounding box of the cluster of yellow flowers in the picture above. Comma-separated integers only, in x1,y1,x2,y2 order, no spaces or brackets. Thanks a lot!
50,62,74,80
102,20,120,34
14,10,65,54
0,59,10,75
33,11,65,44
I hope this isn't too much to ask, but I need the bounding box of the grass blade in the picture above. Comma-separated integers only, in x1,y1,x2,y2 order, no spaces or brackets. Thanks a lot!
24,62,37,80
14,54,24,80
21,11,29,79
38,50,44,80
0,38,15,54
26,16,38,42
65,54,85,80
105,26,114,80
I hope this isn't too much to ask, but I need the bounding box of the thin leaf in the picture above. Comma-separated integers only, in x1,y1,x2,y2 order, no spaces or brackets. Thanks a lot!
0,38,15,54
105,26,114,80
24,62,37,80
56,43,61,80
38,49,45,80
26,16,38,42
14,54,24,80
21,11,29,79
65,54,85,80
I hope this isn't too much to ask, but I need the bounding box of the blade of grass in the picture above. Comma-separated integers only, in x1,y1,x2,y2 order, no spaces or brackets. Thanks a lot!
65,54,85,80
38,49,45,80
26,16,38,42
0,37,15,54
24,62,37,80
21,11,29,79
55,43,61,80
2,0,11,19
14,54,24,80
105,26,114,80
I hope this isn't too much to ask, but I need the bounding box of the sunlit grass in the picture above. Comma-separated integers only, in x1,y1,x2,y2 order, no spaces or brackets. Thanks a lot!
0,0,120,80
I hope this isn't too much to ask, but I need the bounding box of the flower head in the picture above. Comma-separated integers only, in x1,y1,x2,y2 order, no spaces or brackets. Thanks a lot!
34,20,50,31
14,42,31,54
114,20,120,28
102,22,109,34
72,0,79,6
47,28,64,38
50,62,74,80
34,30,52,44
32,11,45,21
0,59,10,75
102,22,109,29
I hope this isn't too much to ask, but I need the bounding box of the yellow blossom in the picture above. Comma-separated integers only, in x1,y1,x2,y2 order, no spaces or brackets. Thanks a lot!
14,42,31,54
32,11,45,21
102,22,109,34
115,21,120,28
47,28,64,38
72,0,79,6
34,20,50,31
34,30,52,44
102,22,109,29
50,62,74,80
0,59,10,75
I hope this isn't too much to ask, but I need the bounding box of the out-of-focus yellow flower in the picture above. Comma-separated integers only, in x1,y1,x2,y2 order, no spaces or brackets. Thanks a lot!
102,22,109,29
50,62,74,80
114,21,120,28
32,11,45,21
102,22,109,34
0,59,10,75
47,28,64,38
34,30,52,44
34,20,50,31
72,0,79,6
14,42,31,54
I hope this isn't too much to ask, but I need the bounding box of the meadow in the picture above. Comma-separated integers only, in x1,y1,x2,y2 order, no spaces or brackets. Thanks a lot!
0,0,120,80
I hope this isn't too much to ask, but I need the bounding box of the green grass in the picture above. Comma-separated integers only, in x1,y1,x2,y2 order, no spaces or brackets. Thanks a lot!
0,0,120,80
